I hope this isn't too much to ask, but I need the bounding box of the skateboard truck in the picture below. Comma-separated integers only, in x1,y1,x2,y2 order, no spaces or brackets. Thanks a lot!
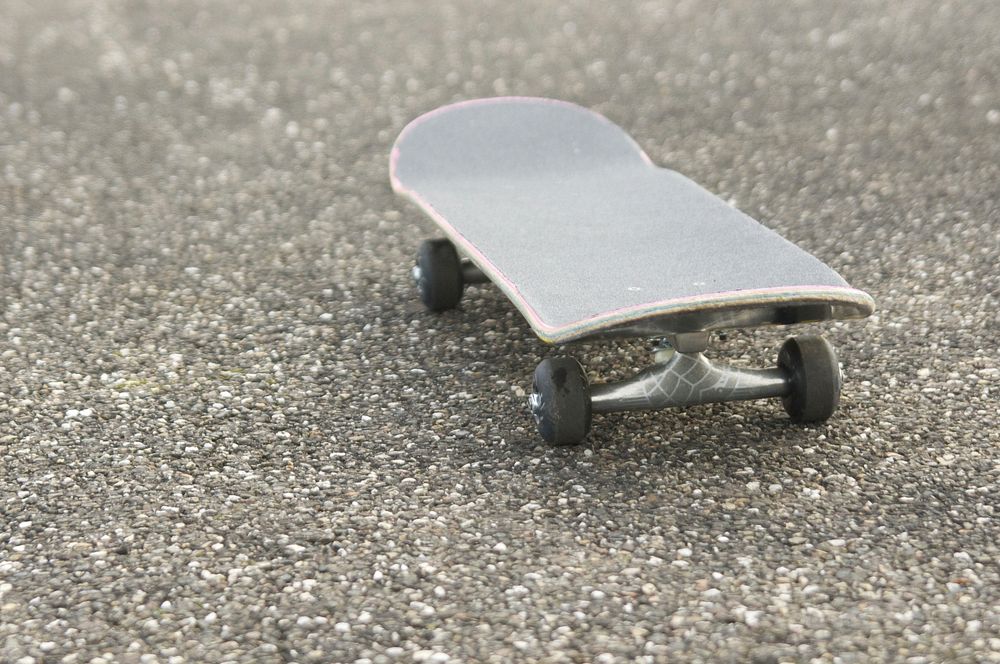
588,351,789,414
529,335,842,445
531,339,842,444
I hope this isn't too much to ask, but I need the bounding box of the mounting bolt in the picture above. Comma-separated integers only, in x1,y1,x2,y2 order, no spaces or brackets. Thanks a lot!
668,332,711,354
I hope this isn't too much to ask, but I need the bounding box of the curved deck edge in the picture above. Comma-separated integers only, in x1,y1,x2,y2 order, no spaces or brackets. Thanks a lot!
530,287,876,344
392,163,875,344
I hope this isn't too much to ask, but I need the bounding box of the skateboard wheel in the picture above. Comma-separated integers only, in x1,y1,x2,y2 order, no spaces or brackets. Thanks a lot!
415,239,463,311
778,335,842,423
530,357,592,445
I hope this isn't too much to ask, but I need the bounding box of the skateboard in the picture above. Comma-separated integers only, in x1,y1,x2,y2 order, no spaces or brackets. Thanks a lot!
390,97,875,445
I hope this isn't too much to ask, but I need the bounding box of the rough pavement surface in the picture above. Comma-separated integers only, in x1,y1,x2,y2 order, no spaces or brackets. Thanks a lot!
1,1,997,662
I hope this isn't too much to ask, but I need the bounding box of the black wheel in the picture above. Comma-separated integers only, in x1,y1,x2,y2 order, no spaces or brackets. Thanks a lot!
530,357,592,445
778,335,842,423
415,239,463,311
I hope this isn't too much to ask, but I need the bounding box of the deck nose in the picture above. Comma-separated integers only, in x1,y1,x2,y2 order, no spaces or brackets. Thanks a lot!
391,97,651,187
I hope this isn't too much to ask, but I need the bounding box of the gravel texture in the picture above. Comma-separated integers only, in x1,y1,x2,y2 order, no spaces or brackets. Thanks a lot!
1,1,998,662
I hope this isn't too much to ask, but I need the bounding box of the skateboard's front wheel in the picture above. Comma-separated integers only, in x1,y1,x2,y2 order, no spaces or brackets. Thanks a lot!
778,335,842,423
530,357,592,445
414,239,463,311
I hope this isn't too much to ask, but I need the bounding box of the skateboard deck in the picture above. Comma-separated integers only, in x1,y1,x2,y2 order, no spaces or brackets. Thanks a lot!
390,97,874,344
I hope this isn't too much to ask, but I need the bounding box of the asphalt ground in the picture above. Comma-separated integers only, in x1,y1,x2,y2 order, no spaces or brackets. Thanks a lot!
1,1,998,662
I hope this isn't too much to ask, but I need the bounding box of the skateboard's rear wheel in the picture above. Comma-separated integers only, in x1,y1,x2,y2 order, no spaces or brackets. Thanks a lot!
415,239,463,311
530,357,592,445
778,335,842,423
